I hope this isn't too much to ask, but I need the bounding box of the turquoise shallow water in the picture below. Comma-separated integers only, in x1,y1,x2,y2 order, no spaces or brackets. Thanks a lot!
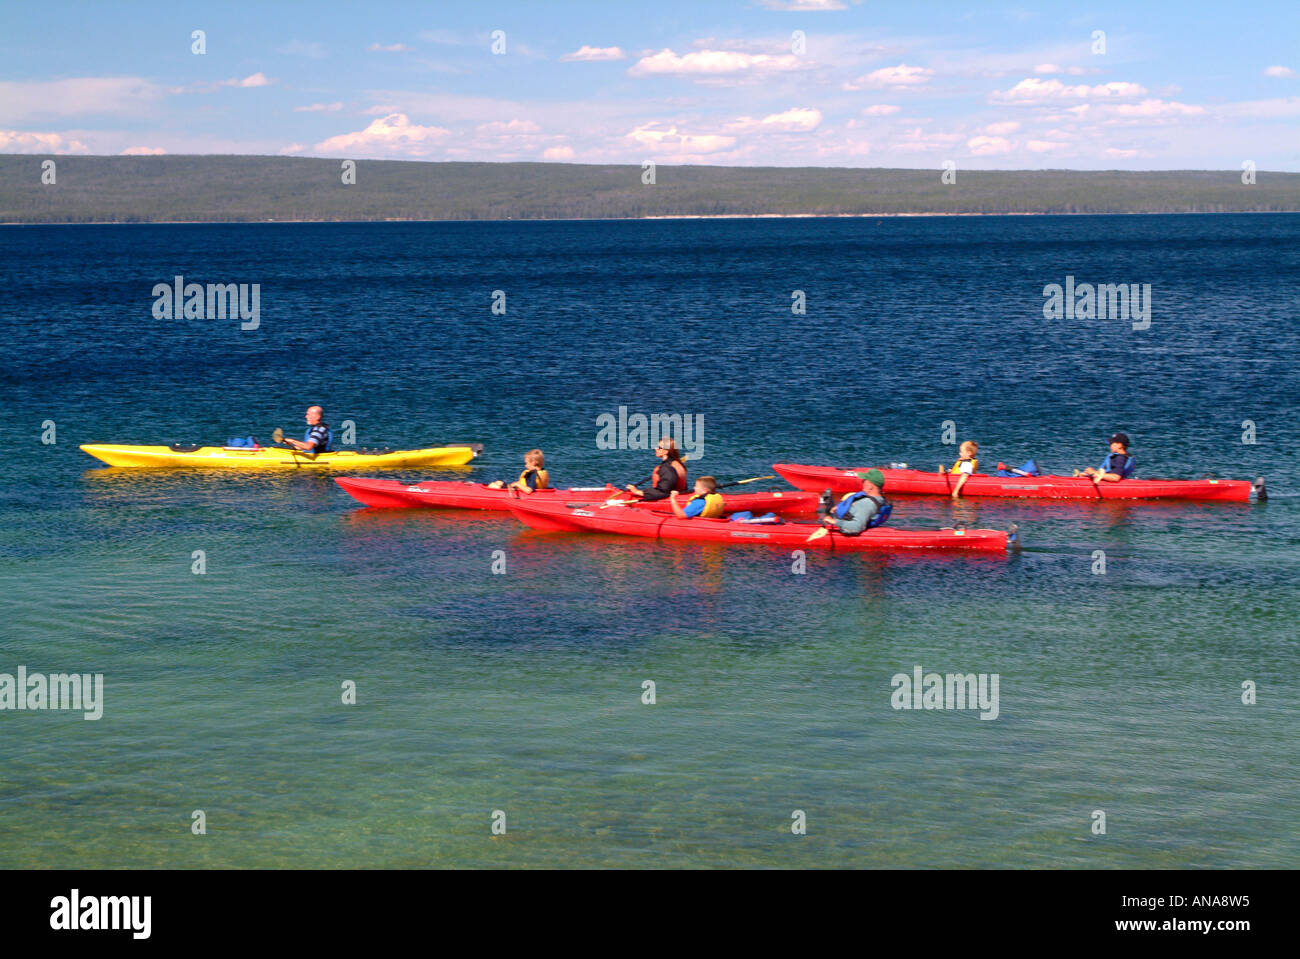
1,216,1297,867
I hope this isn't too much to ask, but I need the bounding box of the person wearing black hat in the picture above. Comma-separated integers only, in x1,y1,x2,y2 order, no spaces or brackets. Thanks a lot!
1083,433,1136,484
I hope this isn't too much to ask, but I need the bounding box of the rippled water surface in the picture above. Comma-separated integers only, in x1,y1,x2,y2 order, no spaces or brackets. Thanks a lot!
1,215,1297,867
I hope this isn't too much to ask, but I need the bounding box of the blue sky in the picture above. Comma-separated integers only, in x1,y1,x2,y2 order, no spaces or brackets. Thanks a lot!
2,0,1297,168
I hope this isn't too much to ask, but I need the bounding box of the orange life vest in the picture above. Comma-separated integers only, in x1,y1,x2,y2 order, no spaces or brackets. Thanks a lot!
652,459,688,492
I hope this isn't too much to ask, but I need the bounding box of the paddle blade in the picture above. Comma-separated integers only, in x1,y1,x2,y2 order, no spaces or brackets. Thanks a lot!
805,526,831,543
272,427,285,444
717,474,776,489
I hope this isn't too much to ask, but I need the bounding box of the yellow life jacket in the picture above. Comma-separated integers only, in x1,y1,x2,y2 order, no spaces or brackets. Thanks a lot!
690,492,726,518
950,457,978,475
518,467,549,490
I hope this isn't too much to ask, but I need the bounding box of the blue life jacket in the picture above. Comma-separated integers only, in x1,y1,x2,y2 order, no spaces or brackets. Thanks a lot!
305,424,333,453
1099,452,1134,477
834,492,891,529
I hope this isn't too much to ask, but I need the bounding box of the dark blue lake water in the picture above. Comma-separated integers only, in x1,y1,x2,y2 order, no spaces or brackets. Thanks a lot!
1,215,1296,867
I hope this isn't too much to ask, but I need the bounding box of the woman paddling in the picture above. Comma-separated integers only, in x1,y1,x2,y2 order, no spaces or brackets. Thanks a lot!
626,438,687,501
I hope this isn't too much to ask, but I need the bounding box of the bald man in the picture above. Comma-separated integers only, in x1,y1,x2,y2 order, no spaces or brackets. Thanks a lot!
283,405,333,453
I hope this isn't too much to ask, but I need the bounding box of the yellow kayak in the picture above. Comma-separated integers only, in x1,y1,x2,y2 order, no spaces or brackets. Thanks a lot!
80,443,482,469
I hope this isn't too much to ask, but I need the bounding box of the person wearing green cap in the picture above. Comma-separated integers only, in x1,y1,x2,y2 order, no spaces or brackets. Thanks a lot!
821,468,891,535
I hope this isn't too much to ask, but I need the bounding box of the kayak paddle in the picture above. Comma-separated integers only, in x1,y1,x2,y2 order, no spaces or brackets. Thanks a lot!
271,427,316,458
618,473,777,500
716,474,776,489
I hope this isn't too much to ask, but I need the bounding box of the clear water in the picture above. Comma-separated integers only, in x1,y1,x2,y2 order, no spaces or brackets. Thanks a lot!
1,215,1296,867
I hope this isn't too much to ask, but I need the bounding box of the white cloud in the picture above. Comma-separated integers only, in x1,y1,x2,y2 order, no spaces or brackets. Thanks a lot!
279,144,306,155
120,145,165,155
1110,99,1204,117
1264,66,1297,79
294,102,344,113
476,119,542,135
626,121,735,154
368,43,411,53
992,78,1146,102
314,113,453,157
1026,140,1066,152
1105,148,1139,157
843,64,934,90
967,135,1014,155
1032,63,1087,76
863,104,900,116
542,145,575,159
728,107,823,132
758,0,848,9
225,73,272,88
0,129,90,153
629,48,804,78
983,121,1020,135
892,127,963,152
0,77,164,124
561,46,626,62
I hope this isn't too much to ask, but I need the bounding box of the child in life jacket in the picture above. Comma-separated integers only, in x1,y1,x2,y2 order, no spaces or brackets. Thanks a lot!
670,476,726,518
944,440,979,498
488,449,550,493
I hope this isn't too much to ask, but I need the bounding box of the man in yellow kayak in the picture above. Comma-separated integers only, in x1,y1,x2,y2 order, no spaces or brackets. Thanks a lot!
281,406,333,454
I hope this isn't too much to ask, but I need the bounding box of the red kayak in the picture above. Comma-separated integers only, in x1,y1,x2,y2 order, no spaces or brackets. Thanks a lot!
773,463,1264,503
507,496,1014,552
334,477,818,515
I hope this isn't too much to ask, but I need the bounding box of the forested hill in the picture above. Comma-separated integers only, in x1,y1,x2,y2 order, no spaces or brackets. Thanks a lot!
2,155,1296,222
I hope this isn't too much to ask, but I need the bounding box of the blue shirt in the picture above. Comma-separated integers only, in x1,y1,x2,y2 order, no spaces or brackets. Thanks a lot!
304,424,331,452
683,496,706,517
1099,452,1135,478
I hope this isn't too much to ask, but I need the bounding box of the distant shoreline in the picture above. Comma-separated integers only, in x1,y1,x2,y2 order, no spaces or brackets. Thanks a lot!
4,156,1297,223
4,210,1294,227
